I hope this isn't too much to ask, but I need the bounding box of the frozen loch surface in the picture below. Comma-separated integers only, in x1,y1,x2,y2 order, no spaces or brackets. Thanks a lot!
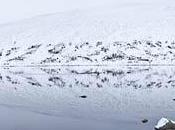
0,66,174,130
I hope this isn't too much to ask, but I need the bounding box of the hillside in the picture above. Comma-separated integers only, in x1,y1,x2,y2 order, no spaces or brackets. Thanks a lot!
0,0,175,66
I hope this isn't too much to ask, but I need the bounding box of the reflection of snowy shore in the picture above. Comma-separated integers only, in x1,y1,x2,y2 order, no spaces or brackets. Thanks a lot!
0,67,174,126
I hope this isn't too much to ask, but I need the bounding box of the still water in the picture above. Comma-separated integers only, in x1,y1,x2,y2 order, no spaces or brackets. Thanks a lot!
0,66,174,130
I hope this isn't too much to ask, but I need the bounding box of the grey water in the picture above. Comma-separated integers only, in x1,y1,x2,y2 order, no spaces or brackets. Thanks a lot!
0,66,174,130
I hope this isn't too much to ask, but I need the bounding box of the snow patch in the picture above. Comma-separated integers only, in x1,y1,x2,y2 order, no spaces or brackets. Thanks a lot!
155,118,170,129
155,118,175,130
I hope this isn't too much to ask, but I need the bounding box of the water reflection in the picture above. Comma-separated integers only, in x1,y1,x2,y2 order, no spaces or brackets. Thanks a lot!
1,66,175,89
0,66,174,130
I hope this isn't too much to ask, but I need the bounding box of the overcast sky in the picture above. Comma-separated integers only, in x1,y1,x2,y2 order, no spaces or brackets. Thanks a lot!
0,0,166,24
0,0,118,24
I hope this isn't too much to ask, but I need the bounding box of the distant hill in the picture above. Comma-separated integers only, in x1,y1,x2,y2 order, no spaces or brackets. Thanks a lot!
0,0,175,66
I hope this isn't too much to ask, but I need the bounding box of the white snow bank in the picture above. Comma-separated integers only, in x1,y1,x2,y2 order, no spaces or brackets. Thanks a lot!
155,118,175,130
155,118,169,129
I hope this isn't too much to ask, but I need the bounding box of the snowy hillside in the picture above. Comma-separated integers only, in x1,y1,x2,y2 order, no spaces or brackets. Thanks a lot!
0,0,175,66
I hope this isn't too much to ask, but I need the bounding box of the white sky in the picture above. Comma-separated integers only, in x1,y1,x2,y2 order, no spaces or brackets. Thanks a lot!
0,0,117,24
0,0,167,24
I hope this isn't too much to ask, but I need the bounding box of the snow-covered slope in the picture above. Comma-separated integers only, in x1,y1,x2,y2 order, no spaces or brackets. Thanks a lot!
0,0,175,66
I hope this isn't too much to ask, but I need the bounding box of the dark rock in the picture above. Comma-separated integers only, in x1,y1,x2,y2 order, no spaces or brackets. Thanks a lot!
79,95,87,98
142,119,148,123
